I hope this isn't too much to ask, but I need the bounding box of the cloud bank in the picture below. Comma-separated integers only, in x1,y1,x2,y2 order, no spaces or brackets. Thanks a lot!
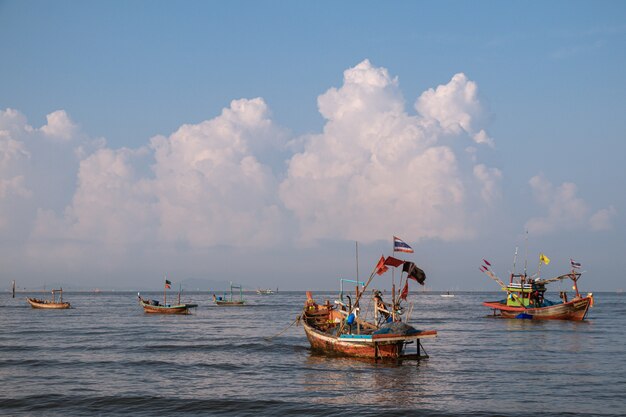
280,60,499,243
0,60,614,283
525,174,616,234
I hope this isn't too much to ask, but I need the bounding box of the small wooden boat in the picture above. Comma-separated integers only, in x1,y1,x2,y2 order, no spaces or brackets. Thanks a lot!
138,279,197,314
26,288,71,309
480,257,594,321
300,251,437,361
213,282,245,306
138,296,197,314
302,293,436,360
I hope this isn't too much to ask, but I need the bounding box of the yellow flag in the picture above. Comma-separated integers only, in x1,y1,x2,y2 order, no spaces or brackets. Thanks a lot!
540,253,550,265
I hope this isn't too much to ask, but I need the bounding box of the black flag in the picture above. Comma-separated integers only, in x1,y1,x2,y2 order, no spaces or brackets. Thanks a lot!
403,262,426,285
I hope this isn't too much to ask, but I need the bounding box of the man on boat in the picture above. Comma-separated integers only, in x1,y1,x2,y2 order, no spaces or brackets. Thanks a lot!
373,291,391,323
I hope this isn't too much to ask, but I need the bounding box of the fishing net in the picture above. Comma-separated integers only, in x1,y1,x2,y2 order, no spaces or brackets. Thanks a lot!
373,322,420,335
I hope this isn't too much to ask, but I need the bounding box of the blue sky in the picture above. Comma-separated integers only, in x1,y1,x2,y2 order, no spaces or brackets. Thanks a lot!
1,1,625,292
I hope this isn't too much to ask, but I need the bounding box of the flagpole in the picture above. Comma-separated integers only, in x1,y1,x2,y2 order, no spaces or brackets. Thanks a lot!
524,230,528,277
355,241,359,282
391,236,396,321
164,277,167,306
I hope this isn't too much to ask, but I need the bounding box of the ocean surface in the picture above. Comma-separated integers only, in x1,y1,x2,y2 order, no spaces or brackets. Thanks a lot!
1,290,625,416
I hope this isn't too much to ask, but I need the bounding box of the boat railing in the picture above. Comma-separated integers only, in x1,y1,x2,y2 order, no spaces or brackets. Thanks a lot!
508,283,533,289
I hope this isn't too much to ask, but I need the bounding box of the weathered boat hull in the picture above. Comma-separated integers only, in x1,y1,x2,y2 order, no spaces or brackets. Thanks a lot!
26,298,71,309
139,299,196,314
302,319,436,360
215,301,245,306
483,296,592,321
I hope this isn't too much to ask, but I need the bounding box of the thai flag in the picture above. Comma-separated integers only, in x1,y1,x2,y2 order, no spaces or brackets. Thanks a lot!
393,236,414,253
570,259,581,269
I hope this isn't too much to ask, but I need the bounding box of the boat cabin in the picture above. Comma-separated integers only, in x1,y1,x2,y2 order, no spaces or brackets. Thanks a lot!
504,274,546,307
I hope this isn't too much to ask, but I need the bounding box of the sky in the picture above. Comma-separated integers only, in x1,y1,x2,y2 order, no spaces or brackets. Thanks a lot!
1,1,625,292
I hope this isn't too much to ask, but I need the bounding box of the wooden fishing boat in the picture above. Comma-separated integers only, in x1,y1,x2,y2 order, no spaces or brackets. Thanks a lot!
26,288,71,309
138,296,197,314
302,293,436,360
213,282,245,306
138,279,197,314
480,257,594,321
299,247,437,361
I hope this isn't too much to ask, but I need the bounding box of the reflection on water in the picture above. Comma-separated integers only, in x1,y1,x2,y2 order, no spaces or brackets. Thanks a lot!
0,291,625,416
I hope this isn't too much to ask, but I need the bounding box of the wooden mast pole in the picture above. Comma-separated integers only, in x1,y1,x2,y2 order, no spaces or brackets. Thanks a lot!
391,236,396,321
355,241,359,283
164,277,167,306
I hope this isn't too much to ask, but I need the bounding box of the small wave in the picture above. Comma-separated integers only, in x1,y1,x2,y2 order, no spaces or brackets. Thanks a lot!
0,394,608,417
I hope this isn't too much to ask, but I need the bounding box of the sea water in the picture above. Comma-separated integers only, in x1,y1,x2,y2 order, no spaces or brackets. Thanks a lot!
1,291,625,416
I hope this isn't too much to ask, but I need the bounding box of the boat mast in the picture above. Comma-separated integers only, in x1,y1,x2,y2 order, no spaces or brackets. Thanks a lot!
391,236,396,321
523,230,528,278
355,241,359,283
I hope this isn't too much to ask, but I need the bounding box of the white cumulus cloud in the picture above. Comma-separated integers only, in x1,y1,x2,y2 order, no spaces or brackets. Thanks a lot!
149,97,287,247
39,110,78,141
280,60,498,243
525,174,616,234
415,73,493,146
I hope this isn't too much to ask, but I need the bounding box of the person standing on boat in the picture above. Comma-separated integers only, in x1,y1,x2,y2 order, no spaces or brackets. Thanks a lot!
373,291,391,323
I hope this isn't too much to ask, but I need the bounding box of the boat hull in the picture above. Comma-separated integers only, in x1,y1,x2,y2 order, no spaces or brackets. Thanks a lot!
139,299,196,314
483,296,592,321
26,298,71,309
215,301,245,306
302,319,436,360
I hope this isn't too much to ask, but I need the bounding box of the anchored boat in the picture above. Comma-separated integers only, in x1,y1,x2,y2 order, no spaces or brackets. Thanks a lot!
213,282,245,306
138,279,197,314
480,257,593,320
27,288,71,309
300,244,437,361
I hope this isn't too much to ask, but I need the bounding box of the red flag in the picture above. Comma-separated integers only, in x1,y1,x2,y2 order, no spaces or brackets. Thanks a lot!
384,256,404,268
479,266,486,272
482,259,491,266
400,280,409,300
375,256,389,275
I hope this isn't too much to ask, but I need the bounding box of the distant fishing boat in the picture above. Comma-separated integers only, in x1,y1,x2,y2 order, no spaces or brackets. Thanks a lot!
256,288,274,295
441,291,455,298
138,279,197,315
27,288,71,309
480,256,593,321
213,282,245,306
300,247,437,361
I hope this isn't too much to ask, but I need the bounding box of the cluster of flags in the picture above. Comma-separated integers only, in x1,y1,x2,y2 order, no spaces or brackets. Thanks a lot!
372,236,425,301
480,255,582,272
479,259,491,273
375,255,425,284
